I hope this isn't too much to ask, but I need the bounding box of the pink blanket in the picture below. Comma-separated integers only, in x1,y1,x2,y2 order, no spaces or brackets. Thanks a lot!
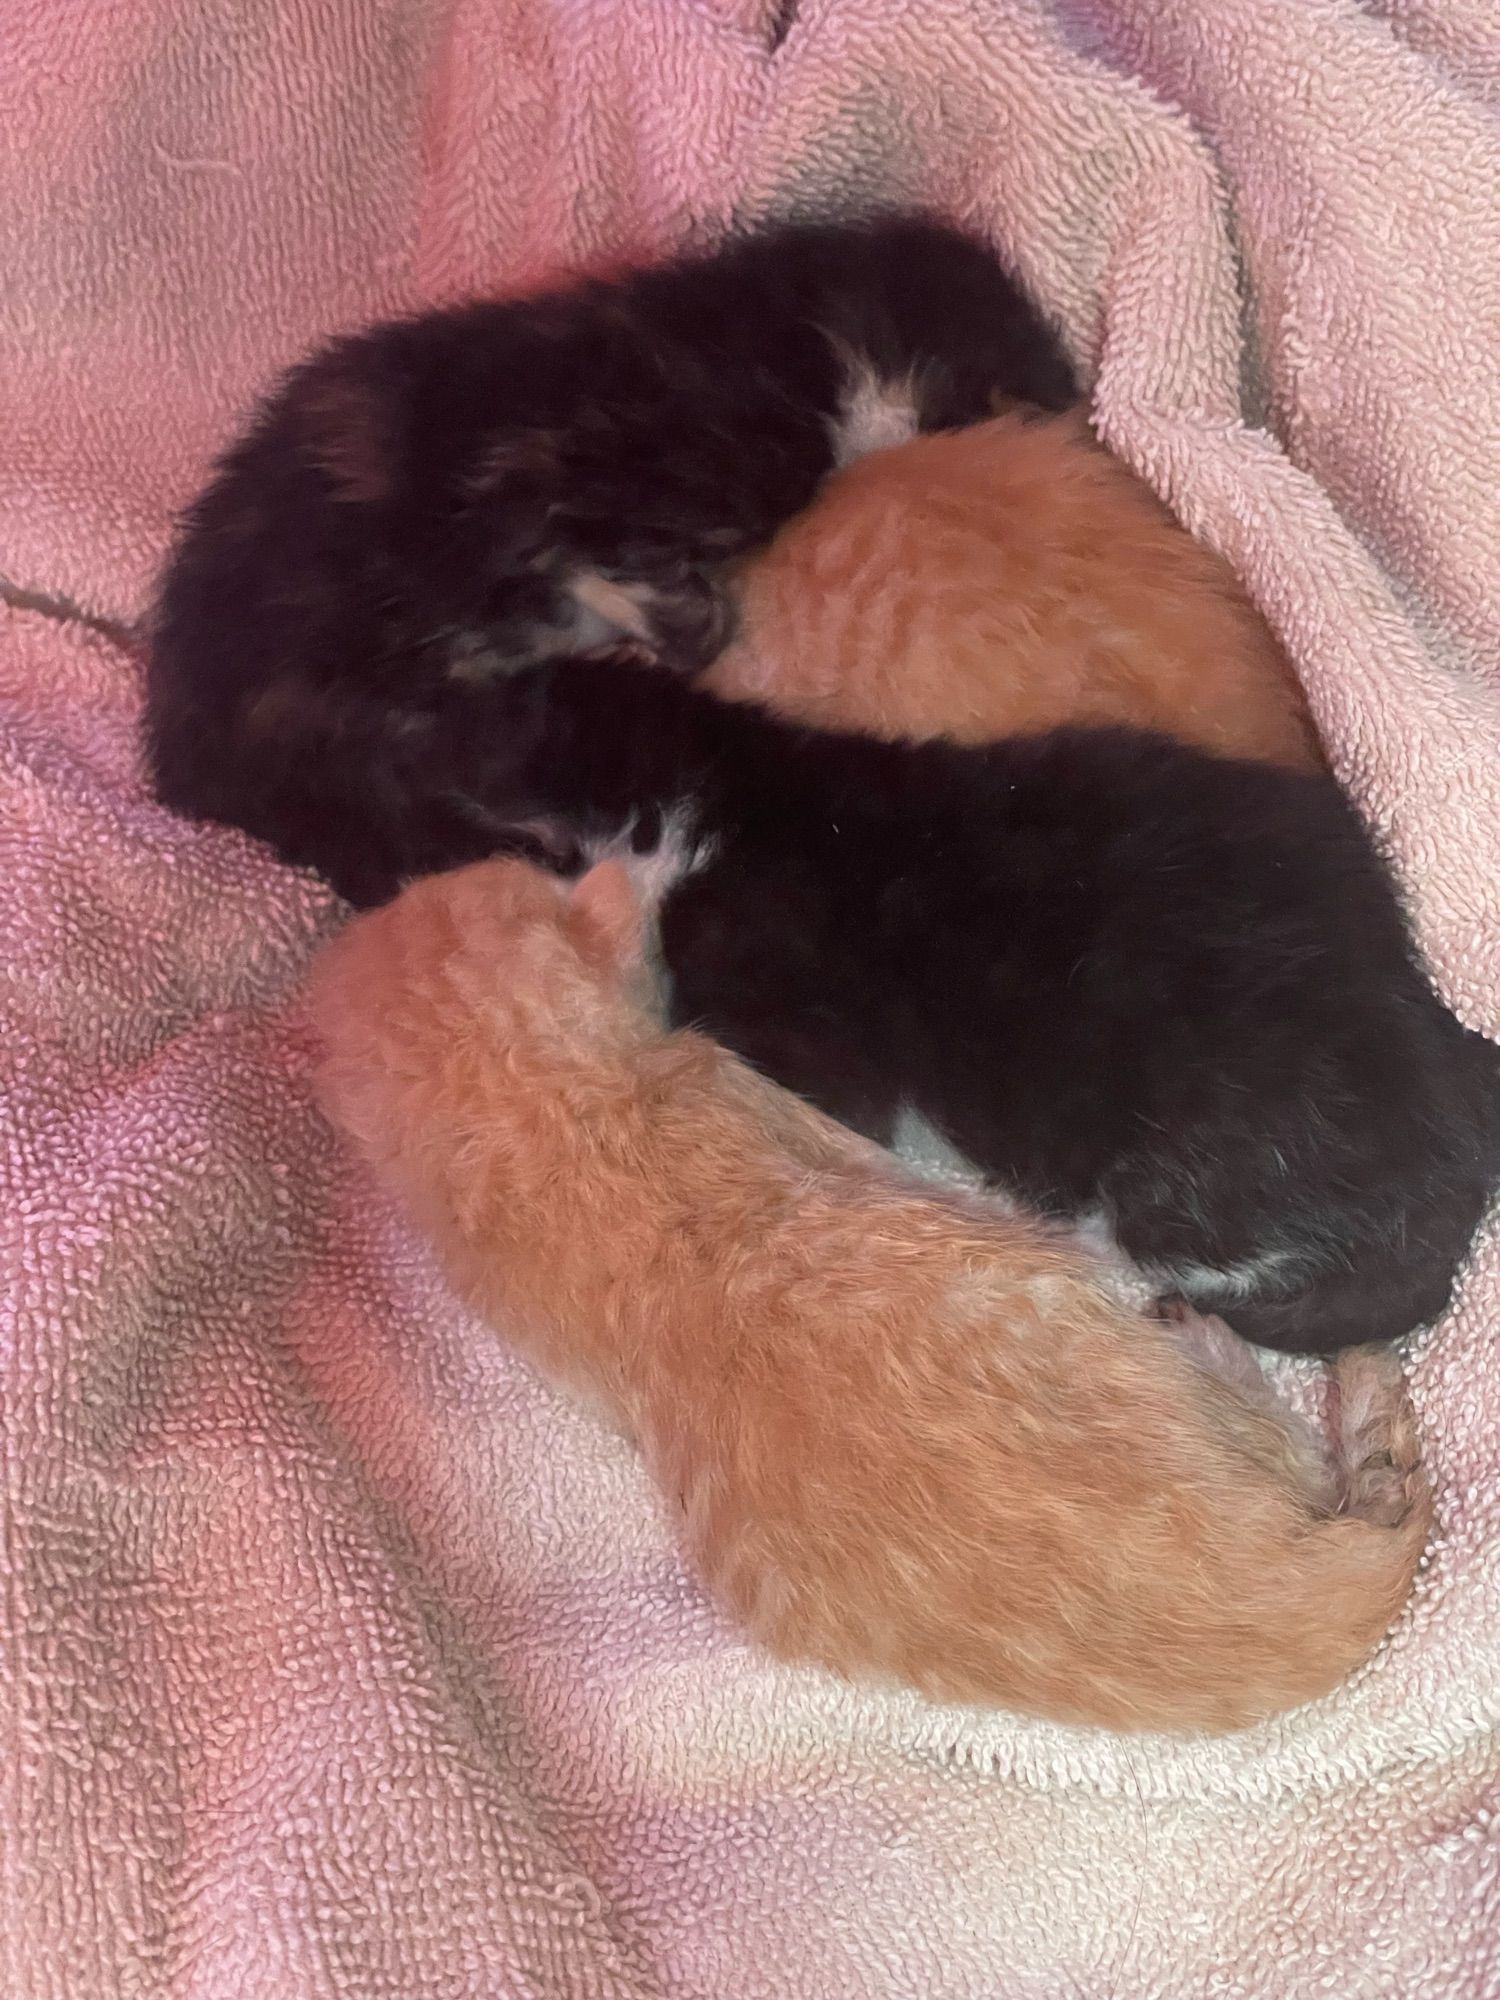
3,3,1498,1995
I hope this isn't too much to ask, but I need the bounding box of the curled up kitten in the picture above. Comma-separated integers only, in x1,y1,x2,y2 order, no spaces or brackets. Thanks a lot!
305,854,1431,1735
145,210,1077,910
706,405,1324,770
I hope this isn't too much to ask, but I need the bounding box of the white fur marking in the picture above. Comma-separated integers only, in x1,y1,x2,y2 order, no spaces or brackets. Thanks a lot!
567,571,658,645
1161,1246,1308,1306
1068,1207,1122,1264
581,808,718,921
444,572,657,683
829,364,920,468
1066,1208,1157,1310
889,1108,991,1195
581,809,716,1015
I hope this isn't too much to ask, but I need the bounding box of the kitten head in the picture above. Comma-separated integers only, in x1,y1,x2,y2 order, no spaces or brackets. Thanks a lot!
436,853,647,1021
305,855,660,1187
310,853,651,1060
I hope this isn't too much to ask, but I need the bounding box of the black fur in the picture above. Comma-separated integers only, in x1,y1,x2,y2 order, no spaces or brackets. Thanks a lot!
343,652,1497,1357
145,209,1077,898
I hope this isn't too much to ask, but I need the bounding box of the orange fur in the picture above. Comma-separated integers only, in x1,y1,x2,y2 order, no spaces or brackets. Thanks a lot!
306,857,1428,1734
706,408,1323,770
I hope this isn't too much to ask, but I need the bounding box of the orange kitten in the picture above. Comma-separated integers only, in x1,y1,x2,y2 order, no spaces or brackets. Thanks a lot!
706,407,1323,770
306,857,1427,1734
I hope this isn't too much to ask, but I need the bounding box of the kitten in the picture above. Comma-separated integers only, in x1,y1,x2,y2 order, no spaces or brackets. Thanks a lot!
705,406,1324,770
308,652,1497,1356
145,211,1076,910
305,855,1431,1735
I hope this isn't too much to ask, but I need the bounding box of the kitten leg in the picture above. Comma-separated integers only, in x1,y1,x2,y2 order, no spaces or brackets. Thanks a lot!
1330,1345,1423,1527
1157,1299,1339,1506
1155,1298,1270,1397
1158,1308,1427,1528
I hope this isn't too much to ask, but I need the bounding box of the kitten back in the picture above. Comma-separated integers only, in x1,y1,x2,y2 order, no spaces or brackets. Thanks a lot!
708,406,1323,772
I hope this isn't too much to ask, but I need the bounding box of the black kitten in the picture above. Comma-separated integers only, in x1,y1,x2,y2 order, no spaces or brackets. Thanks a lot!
329,653,1497,1358
146,211,1077,904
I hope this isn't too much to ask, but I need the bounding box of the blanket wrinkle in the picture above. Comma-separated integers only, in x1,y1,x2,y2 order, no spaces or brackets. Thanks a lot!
2,2,1498,1995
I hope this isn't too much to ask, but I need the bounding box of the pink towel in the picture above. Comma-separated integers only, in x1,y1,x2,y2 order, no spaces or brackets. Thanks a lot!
2,3,1497,1995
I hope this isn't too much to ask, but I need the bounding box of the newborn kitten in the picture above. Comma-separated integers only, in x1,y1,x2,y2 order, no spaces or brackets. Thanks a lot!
322,654,1496,1356
146,211,1076,908
706,406,1323,770
306,855,1430,1735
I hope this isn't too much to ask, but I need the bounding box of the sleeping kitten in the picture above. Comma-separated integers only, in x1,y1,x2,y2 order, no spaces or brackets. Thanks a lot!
307,652,1497,1357
145,211,1076,909
306,854,1430,1735
705,406,1324,770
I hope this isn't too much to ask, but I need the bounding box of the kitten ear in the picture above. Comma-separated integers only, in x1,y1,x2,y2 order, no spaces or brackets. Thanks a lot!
573,859,644,968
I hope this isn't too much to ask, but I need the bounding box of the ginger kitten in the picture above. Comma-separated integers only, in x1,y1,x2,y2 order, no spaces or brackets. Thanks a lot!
707,406,1322,769
306,855,1430,1735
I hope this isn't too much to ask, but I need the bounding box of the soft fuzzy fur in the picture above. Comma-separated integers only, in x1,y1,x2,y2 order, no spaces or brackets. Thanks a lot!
300,653,1498,1356
145,211,1075,907
305,856,1431,1735
706,406,1323,769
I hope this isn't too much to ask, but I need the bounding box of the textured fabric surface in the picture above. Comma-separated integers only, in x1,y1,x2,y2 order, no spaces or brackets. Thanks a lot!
2,3,1498,1996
